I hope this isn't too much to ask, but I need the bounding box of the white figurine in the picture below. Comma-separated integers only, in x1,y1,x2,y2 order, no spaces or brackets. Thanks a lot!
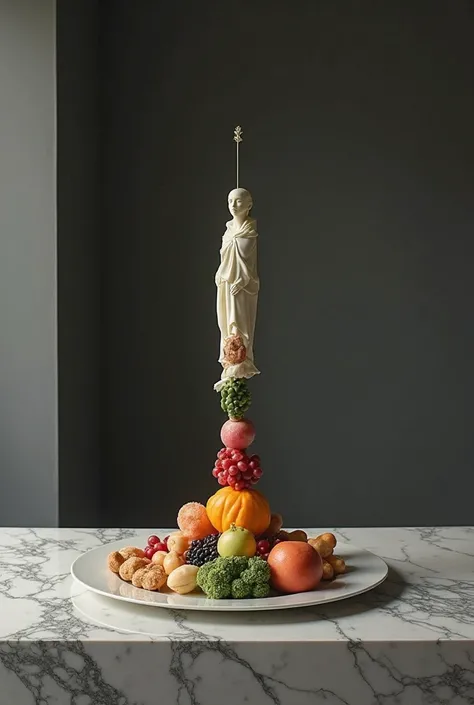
215,187,260,390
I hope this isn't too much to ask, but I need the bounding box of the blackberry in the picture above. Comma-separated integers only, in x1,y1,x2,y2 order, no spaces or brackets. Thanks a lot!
186,533,220,567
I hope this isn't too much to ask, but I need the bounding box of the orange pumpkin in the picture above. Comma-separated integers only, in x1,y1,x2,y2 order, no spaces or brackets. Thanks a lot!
206,487,271,535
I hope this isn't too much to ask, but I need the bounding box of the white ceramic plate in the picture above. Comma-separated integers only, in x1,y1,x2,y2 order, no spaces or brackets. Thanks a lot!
71,534,388,612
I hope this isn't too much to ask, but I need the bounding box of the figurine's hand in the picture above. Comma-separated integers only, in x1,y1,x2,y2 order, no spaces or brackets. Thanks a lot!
230,282,242,296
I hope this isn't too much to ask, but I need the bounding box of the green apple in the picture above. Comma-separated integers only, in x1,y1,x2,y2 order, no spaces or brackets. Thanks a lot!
217,524,257,558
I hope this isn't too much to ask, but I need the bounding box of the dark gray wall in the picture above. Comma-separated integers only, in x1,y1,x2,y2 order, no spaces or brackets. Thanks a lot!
0,0,58,526
57,0,101,526
100,1,474,527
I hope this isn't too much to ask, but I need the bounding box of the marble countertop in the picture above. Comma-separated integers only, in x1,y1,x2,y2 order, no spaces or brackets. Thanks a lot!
1,526,473,704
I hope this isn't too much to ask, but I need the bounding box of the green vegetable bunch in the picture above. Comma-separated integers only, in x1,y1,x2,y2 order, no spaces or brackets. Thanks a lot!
197,555,271,599
220,378,252,420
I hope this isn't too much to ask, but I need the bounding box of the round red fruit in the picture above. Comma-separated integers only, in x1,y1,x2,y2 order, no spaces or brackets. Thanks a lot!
249,460,258,471
227,475,237,486
250,477,259,484
237,460,247,472
222,458,232,471
218,476,228,486
234,481,245,491
217,449,227,460
144,547,154,559
253,467,263,479
231,451,244,462
154,542,167,552
257,539,271,555
215,459,223,469
212,467,220,478
228,465,239,476
163,536,169,549
147,535,160,547
250,454,261,464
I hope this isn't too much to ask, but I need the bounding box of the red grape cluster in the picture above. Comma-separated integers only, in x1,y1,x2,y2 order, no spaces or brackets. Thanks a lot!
212,448,263,490
143,534,169,560
256,535,284,561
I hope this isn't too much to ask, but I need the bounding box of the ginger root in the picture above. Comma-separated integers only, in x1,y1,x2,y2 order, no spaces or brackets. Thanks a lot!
321,559,334,581
326,554,346,575
308,533,337,558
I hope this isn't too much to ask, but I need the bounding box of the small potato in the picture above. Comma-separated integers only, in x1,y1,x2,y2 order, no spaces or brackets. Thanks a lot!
322,559,334,581
167,565,199,594
141,565,167,591
151,550,168,567
119,557,150,581
119,546,145,560
287,530,308,542
326,555,346,575
163,551,185,575
107,551,125,573
167,531,190,555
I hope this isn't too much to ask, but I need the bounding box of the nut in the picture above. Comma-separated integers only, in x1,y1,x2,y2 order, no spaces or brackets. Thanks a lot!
131,566,150,588
107,551,125,573
119,556,150,581
167,564,199,594
141,565,167,591
119,546,145,560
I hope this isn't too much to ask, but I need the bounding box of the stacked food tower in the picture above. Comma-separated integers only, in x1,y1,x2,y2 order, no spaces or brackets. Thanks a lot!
107,128,346,599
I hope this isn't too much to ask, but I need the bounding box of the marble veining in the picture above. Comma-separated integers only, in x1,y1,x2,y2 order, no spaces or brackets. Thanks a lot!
0,527,473,704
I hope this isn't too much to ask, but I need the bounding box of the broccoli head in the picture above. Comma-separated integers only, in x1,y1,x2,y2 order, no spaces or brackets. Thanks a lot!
197,555,270,600
231,578,252,599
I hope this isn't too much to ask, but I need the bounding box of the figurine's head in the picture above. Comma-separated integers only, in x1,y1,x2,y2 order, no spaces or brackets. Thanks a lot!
228,188,253,219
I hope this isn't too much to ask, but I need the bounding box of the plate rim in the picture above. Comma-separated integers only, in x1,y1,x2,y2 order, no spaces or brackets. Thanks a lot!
71,534,388,612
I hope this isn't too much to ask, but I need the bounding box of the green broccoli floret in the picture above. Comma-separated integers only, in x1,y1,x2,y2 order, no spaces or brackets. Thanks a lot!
252,583,270,598
197,557,249,599
197,556,269,600
196,561,214,591
204,567,232,599
231,578,252,599
240,556,271,585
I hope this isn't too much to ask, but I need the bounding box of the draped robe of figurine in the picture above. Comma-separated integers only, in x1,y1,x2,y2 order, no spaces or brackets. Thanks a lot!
215,207,260,390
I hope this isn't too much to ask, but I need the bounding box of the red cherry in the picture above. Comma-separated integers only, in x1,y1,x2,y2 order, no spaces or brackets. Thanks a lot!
144,546,154,559
248,460,258,471
154,542,167,552
225,448,234,458
227,474,237,486
218,476,228,486
215,459,223,469
228,465,239,476
250,477,259,484
234,481,245,491
217,449,227,460
212,467,220,478
250,454,261,464
234,471,242,481
147,535,160,547
253,467,263,479
231,450,244,462
222,458,232,471
242,471,253,481
237,460,247,472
